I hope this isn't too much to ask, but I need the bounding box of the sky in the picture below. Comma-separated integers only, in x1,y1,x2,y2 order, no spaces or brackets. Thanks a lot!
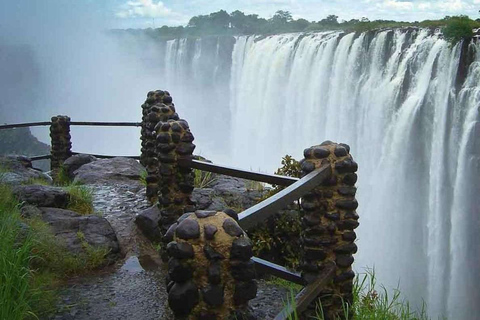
107,0,480,28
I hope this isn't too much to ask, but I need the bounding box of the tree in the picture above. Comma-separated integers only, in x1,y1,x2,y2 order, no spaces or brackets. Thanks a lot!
442,15,474,45
271,10,293,25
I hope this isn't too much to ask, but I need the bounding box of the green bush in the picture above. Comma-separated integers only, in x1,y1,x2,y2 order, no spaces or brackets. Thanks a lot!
442,16,474,45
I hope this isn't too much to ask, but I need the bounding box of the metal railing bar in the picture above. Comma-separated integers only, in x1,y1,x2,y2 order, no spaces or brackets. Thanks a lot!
252,257,305,285
274,262,336,320
238,164,331,230
70,121,141,127
0,122,51,130
178,159,299,186
29,154,52,161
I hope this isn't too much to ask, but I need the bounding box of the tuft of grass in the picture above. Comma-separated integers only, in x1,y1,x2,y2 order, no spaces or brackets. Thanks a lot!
245,179,265,192
140,169,147,187
53,165,72,186
281,269,432,320
194,169,217,188
0,185,35,320
65,185,94,215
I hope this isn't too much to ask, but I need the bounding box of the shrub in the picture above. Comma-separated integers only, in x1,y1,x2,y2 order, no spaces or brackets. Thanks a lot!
442,16,474,45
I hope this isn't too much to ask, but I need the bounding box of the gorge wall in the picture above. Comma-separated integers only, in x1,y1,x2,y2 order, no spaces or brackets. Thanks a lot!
116,28,480,319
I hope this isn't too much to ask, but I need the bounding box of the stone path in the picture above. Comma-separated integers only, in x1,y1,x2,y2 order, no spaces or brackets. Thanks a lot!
49,182,292,320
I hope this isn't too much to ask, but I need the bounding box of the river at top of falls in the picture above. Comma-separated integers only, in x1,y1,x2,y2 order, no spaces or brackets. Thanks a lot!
159,28,480,319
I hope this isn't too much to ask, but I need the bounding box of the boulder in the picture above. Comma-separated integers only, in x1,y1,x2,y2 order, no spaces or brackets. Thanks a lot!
0,155,52,185
135,205,162,242
37,207,120,261
63,154,97,180
12,185,69,208
73,157,144,185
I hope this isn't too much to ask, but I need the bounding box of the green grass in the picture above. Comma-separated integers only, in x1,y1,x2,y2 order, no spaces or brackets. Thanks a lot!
194,169,217,188
65,185,94,215
0,180,108,319
281,269,432,320
0,184,35,320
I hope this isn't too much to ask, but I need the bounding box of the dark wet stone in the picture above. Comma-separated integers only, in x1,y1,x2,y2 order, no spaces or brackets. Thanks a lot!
156,141,174,152
177,212,193,223
176,218,200,240
230,238,253,261
338,187,357,196
340,143,350,153
163,96,173,104
335,159,358,173
335,199,358,210
171,122,182,132
167,241,194,259
313,147,330,159
168,258,193,283
304,248,327,260
208,262,222,285
303,214,321,226
320,140,334,146
336,255,354,268
167,281,174,293
224,209,239,221
303,148,313,158
157,132,172,144
231,260,256,281
334,270,355,283
195,210,217,219
168,281,199,316
160,123,171,132
204,245,225,260
176,143,196,155
337,220,360,231
343,173,358,186
301,200,317,211
325,212,340,221
223,218,243,237
322,175,338,186
234,281,257,305
204,224,218,240
334,146,348,157
163,223,178,243
181,132,195,143
344,211,359,220
171,133,181,143
301,161,315,173
301,263,319,273
342,231,357,241
198,312,217,320
305,225,327,236
303,236,337,247
202,285,224,306
303,272,320,284
334,243,358,254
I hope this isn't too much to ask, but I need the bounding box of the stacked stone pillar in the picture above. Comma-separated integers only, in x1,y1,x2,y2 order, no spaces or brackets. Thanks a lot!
140,90,179,204
164,211,257,319
50,115,72,172
156,119,196,234
300,141,359,320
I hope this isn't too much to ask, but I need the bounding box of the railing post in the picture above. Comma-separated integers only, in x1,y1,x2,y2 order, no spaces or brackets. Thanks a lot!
156,118,196,235
140,90,178,204
164,211,257,319
50,115,72,172
300,141,359,319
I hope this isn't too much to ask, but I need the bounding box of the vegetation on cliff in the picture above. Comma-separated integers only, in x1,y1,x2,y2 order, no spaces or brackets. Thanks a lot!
115,10,480,44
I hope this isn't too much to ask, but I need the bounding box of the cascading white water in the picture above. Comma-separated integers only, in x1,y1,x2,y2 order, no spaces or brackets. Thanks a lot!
161,29,480,319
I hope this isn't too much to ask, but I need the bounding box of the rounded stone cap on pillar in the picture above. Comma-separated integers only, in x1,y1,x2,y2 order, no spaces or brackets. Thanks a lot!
166,210,257,319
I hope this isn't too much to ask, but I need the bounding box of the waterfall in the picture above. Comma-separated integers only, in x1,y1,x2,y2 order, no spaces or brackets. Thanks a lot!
160,29,480,319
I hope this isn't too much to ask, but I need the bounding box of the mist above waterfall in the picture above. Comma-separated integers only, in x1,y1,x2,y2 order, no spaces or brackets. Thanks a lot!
0,0,163,156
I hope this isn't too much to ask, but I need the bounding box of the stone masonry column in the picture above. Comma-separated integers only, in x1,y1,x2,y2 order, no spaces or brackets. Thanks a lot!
140,90,179,204
164,211,257,319
50,115,72,172
156,119,195,235
299,141,359,320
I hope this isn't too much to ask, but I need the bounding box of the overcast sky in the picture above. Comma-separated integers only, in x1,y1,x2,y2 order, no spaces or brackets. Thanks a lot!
1,0,479,31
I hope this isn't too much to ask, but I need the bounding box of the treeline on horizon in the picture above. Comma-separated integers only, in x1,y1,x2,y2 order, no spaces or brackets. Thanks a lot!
114,10,480,43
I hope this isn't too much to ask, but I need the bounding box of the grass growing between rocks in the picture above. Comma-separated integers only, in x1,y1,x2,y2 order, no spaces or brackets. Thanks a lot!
194,169,217,188
65,185,94,215
0,182,109,319
281,270,431,320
